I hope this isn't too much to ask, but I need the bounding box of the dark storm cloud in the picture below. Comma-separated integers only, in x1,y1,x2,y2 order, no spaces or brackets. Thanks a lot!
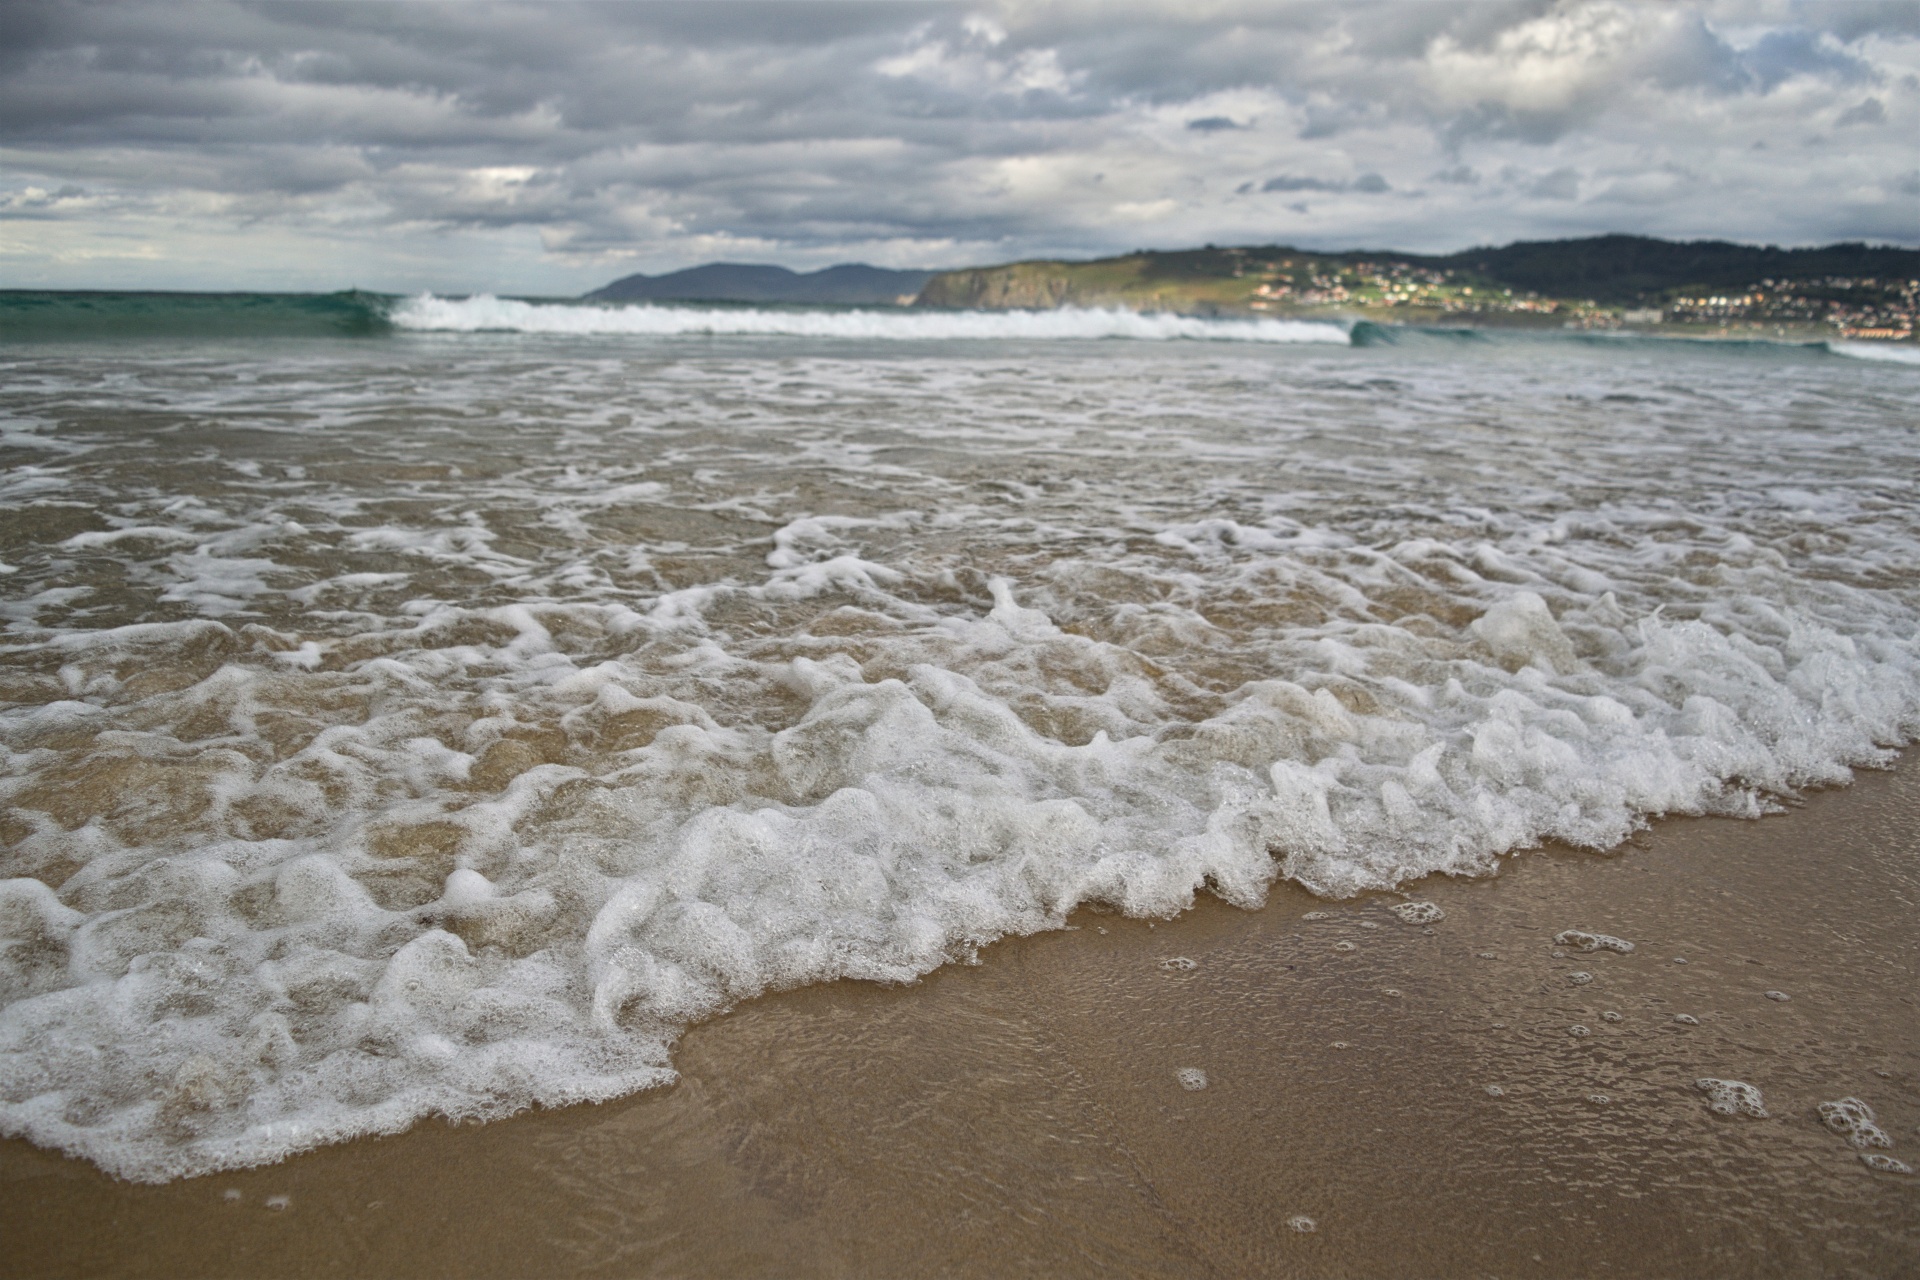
0,1,1914,291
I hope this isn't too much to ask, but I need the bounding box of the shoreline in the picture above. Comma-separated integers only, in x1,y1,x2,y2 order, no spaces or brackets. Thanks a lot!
4,757,1916,1277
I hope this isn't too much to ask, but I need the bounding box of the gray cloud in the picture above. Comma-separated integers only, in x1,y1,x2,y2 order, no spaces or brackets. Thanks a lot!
1260,171,1389,195
0,0,1914,292
1836,95,1887,125
1262,175,1343,193
1526,167,1581,200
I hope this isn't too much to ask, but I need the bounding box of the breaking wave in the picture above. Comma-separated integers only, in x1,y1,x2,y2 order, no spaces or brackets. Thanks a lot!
1827,339,1920,365
387,294,1355,343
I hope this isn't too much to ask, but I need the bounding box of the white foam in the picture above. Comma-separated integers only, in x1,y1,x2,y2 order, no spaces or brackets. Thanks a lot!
1175,1066,1209,1090
1819,1097,1892,1149
1828,340,1920,365
1697,1078,1768,1117
388,295,1354,345
1555,931,1634,954
1,333,1915,1184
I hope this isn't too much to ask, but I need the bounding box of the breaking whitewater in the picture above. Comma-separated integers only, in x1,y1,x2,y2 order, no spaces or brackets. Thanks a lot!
1,296,1916,1181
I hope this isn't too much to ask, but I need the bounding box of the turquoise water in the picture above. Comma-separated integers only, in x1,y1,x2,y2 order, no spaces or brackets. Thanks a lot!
0,290,396,340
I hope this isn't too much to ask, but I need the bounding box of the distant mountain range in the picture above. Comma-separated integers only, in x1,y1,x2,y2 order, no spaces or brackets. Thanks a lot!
584,262,932,305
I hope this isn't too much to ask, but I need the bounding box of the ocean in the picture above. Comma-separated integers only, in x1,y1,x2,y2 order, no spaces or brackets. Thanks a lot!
1,292,1916,1183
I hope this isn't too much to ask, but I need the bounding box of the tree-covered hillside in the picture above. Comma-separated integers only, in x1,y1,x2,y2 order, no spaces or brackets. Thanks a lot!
915,235,1919,338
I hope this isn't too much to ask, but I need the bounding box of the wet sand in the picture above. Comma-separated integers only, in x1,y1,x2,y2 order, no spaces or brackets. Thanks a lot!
4,760,1917,1279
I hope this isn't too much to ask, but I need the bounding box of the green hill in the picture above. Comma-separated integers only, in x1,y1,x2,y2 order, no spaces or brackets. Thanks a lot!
915,235,1919,339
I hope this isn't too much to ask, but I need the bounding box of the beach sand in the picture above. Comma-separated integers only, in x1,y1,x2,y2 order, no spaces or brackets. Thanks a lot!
3,760,1916,1279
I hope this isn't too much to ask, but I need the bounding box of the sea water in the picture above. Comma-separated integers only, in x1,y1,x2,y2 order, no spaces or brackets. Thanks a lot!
0,295,1916,1181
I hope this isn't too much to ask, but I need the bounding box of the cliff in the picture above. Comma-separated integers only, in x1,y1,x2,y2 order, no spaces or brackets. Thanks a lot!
915,253,1251,314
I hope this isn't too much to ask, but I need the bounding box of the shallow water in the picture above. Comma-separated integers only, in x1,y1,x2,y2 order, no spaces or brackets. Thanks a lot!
1,318,1916,1180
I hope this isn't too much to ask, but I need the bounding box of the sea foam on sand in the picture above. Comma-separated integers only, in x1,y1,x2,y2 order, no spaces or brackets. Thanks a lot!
0,334,1915,1180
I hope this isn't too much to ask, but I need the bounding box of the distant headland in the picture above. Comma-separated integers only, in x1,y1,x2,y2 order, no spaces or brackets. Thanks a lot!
586,262,931,306
586,235,1919,341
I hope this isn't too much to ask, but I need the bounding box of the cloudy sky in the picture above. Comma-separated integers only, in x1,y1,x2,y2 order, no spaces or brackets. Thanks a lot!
2,1,1915,293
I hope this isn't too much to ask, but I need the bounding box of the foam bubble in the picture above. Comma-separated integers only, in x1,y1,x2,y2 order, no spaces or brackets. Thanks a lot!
1568,972,1594,985
1158,956,1198,971
1674,1014,1700,1026
1696,1078,1767,1117
265,1195,290,1211
1601,1011,1622,1023
1332,941,1357,953
1588,1093,1611,1104
1860,1153,1912,1173
1484,1085,1506,1097
1764,990,1791,1002
1554,931,1634,954
1287,1215,1318,1233
1175,1067,1209,1090
1568,1025,1591,1037
1302,911,1331,921
1819,1098,1893,1149
1388,901,1444,925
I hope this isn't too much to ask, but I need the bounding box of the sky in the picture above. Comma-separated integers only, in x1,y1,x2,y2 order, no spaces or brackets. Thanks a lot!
1,0,1916,294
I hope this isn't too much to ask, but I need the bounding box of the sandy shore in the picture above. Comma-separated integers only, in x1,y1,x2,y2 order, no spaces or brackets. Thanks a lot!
4,760,1917,1278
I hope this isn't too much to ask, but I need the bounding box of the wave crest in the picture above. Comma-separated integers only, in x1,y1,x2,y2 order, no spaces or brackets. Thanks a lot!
1827,340,1920,365
388,294,1354,344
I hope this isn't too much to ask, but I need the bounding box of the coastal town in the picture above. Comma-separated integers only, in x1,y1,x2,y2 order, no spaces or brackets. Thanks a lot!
914,239,1920,342
1252,261,1917,338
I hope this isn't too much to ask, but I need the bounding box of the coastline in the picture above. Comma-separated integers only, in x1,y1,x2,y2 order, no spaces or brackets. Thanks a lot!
3,757,1915,1278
